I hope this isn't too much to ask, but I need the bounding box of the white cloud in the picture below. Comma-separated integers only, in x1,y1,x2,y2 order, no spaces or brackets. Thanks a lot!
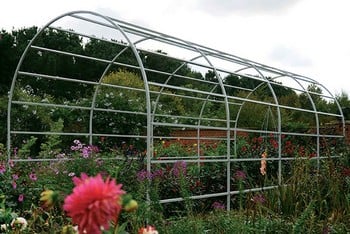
196,0,301,16
269,45,312,67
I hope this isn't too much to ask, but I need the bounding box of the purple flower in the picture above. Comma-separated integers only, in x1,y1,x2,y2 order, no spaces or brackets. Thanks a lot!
234,170,247,181
18,194,24,202
81,146,91,158
13,147,18,157
137,169,151,182
89,145,99,153
152,169,164,180
71,140,83,151
137,169,164,182
172,161,187,178
251,194,266,205
29,173,37,181
70,146,78,151
212,201,225,210
12,174,19,180
81,145,98,158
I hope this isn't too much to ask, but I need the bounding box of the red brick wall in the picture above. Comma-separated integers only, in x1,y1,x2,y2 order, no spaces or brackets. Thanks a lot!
170,122,350,145
170,129,246,145
324,121,350,145
347,123,350,145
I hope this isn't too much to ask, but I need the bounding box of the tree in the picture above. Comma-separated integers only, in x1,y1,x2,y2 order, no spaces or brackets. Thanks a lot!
140,50,192,85
0,30,22,95
16,28,87,99
333,91,350,120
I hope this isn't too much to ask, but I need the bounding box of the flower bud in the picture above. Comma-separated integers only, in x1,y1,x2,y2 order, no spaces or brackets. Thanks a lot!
11,217,28,231
40,189,59,209
61,225,78,234
124,199,138,212
122,194,138,212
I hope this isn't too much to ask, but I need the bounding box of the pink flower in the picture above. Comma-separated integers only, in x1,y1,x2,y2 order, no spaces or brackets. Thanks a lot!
71,140,83,151
12,181,17,189
63,173,125,234
0,164,5,174
29,173,37,181
18,194,24,202
212,201,225,210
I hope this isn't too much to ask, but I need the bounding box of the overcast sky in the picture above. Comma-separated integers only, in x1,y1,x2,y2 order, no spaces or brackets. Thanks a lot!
2,0,349,96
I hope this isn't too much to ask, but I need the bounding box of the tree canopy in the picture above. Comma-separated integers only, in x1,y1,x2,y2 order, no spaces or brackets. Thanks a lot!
0,26,348,145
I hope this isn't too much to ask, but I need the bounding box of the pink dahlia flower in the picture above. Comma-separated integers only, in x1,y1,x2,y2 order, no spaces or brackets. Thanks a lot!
63,173,125,234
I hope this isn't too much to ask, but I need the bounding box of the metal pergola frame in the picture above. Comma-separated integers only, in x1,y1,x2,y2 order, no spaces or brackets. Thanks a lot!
7,11,345,210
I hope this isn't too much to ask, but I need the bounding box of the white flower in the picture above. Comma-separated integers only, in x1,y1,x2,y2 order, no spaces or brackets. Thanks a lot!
139,225,159,234
1,224,9,231
11,217,28,230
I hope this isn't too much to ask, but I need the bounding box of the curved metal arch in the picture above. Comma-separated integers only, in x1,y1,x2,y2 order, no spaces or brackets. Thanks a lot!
73,11,154,173
148,46,227,139
88,29,156,145
233,65,282,133
182,46,232,209
150,54,204,122
233,63,283,184
145,36,233,206
6,11,81,160
7,10,346,211
129,31,234,209
284,73,345,168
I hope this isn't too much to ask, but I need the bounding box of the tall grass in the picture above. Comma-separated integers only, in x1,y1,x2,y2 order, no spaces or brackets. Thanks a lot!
156,151,350,233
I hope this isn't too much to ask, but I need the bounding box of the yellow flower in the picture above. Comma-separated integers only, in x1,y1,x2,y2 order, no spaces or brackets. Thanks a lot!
124,199,138,212
122,194,138,212
40,190,59,209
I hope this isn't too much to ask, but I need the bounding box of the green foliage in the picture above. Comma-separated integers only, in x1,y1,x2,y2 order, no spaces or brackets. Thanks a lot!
17,136,38,158
335,91,350,119
293,201,316,234
0,29,24,95
0,95,8,144
38,118,64,158
265,154,350,228
0,134,350,233
0,195,19,232
178,171,193,216
1,25,350,233
1,26,350,155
